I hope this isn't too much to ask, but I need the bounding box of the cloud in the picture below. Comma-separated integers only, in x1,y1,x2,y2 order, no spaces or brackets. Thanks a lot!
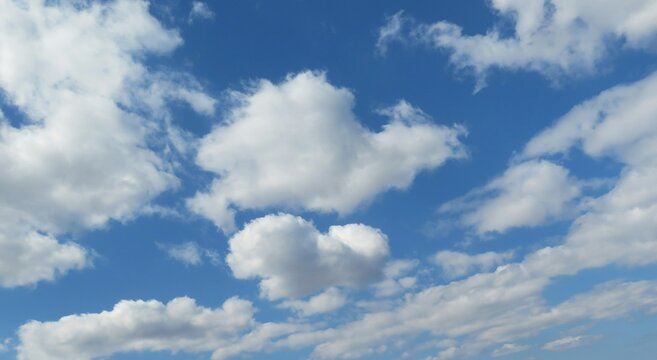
158,241,221,266
432,250,514,279
283,275,657,360
279,288,347,317
491,343,530,357
0,225,89,287
542,335,599,351
226,214,390,300
375,11,407,55
380,1,657,86
373,259,420,297
269,72,657,359
17,296,255,360
440,160,581,234
188,71,466,232
0,338,11,352
0,0,213,286
189,1,215,23
523,71,657,164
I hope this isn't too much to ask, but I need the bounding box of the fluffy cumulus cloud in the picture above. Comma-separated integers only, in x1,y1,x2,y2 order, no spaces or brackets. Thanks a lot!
0,0,214,286
17,296,257,360
432,250,514,279
188,71,466,232
440,160,581,234
226,214,390,300
256,70,657,359
378,0,657,87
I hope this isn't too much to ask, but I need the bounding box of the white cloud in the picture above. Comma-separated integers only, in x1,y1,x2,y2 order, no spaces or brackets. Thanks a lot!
376,11,407,55
380,1,657,86
158,241,221,266
491,343,530,357
226,214,390,300
542,335,599,351
269,71,657,355
0,224,89,287
279,288,347,317
432,250,513,279
188,71,466,232
189,1,215,23
374,259,419,297
0,0,213,286
523,71,657,164
0,338,11,352
17,296,255,360
283,274,657,360
440,160,581,234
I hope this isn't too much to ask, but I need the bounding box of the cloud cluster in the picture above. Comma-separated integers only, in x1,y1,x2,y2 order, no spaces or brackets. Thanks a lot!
188,71,466,232
226,214,390,300
378,0,657,86
17,296,255,360
0,0,213,286
267,69,657,359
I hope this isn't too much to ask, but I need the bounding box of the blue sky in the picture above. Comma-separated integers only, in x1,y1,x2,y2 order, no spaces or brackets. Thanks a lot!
1,1,657,359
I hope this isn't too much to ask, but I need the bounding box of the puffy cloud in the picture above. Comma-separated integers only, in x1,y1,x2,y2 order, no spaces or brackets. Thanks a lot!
158,241,221,266
0,0,213,286
188,71,466,232
0,224,89,287
379,0,657,86
279,288,347,317
226,214,390,300
440,160,581,234
189,1,215,23
17,296,255,360
270,72,657,359
432,250,513,279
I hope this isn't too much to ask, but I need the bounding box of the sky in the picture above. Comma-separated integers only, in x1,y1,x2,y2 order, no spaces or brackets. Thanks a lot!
1,0,657,359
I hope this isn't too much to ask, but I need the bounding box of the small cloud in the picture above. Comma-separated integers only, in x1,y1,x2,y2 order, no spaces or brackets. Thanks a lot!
491,343,530,357
279,288,347,317
432,250,513,279
189,1,215,23
158,242,220,266
0,338,12,352
376,10,408,55
542,335,600,351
